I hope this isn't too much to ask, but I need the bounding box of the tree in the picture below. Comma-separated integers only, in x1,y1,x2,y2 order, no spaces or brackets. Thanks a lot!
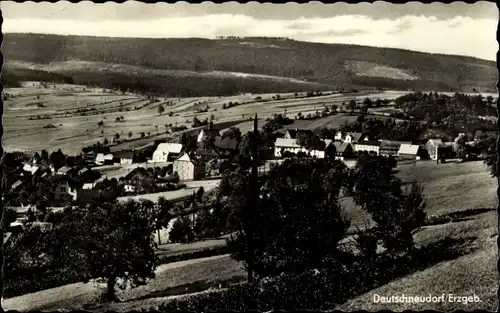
115,133,120,140
77,200,158,301
169,216,194,243
157,104,165,116
347,100,356,110
181,133,198,155
141,132,145,138
363,97,373,108
128,131,133,139
349,155,426,257
227,159,351,278
331,104,338,113
196,186,205,202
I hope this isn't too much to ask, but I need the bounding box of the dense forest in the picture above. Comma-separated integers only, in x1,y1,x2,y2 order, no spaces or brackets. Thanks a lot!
2,33,497,96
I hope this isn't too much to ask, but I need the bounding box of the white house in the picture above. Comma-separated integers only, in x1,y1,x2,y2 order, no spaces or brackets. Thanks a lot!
353,141,381,155
274,138,330,159
172,153,205,181
124,184,136,193
49,176,78,201
95,153,114,165
335,132,365,144
22,163,40,175
151,143,183,163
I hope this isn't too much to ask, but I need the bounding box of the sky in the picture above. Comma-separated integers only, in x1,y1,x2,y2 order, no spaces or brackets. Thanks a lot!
1,1,498,61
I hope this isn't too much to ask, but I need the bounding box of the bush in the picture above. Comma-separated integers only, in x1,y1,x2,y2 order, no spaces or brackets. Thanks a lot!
169,216,195,243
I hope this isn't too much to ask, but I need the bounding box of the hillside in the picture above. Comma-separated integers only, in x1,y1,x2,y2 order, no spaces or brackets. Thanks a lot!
2,33,497,96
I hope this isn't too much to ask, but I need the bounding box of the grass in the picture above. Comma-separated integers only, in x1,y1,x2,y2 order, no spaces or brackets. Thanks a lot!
337,211,497,312
2,254,243,312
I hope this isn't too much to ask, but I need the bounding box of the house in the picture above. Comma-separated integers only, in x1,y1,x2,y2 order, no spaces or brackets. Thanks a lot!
22,163,40,175
335,131,367,144
284,128,314,140
353,141,381,155
379,140,411,157
82,183,95,190
195,149,219,162
172,153,206,181
398,144,421,160
152,143,183,163
214,136,239,157
56,166,72,175
124,184,136,193
11,180,23,191
425,139,448,160
333,142,354,161
47,175,80,202
95,153,114,166
274,138,330,159
114,150,135,165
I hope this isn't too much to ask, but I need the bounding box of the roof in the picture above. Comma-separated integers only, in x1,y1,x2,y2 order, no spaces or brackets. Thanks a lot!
324,139,333,148
348,132,363,142
214,136,239,150
197,128,221,143
334,142,351,153
354,141,381,147
11,180,23,190
96,153,114,161
154,143,183,155
78,167,89,175
174,152,204,166
398,144,420,155
114,150,135,159
285,129,313,139
275,138,301,148
57,166,72,173
474,130,483,138
427,139,445,147
23,163,40,174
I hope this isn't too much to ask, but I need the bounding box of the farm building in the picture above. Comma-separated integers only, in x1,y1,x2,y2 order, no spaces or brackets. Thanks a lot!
114,150,135,165
95,153,114,165
335,131,369,144
397,144,422,160
173,153,206,181
333,142,354,161
214,136,239,156
47,175,79,203
353,141,381,155
379,140,411,157
284,128,314,140
152,143,183,163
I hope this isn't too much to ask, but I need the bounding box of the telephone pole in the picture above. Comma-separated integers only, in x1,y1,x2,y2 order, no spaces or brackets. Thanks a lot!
247,113,259,283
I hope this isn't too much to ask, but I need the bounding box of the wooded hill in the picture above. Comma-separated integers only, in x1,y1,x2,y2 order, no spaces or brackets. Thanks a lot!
3,33,497,96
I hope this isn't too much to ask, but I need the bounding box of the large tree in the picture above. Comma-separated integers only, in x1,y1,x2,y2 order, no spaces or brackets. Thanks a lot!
348,155,426,257
227,159,351,278
78,200,158,301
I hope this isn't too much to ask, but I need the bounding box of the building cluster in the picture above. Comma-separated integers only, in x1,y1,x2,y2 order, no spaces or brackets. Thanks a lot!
273,128,423,161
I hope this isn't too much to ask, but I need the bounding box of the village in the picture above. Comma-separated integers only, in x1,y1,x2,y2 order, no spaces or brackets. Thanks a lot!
3,110,493,241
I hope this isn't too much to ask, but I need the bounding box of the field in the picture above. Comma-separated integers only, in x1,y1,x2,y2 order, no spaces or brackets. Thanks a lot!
342,160,497,232
3,82,416,156
4,160,496,312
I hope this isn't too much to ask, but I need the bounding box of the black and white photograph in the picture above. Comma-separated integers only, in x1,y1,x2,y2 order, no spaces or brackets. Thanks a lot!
0,1,498,311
